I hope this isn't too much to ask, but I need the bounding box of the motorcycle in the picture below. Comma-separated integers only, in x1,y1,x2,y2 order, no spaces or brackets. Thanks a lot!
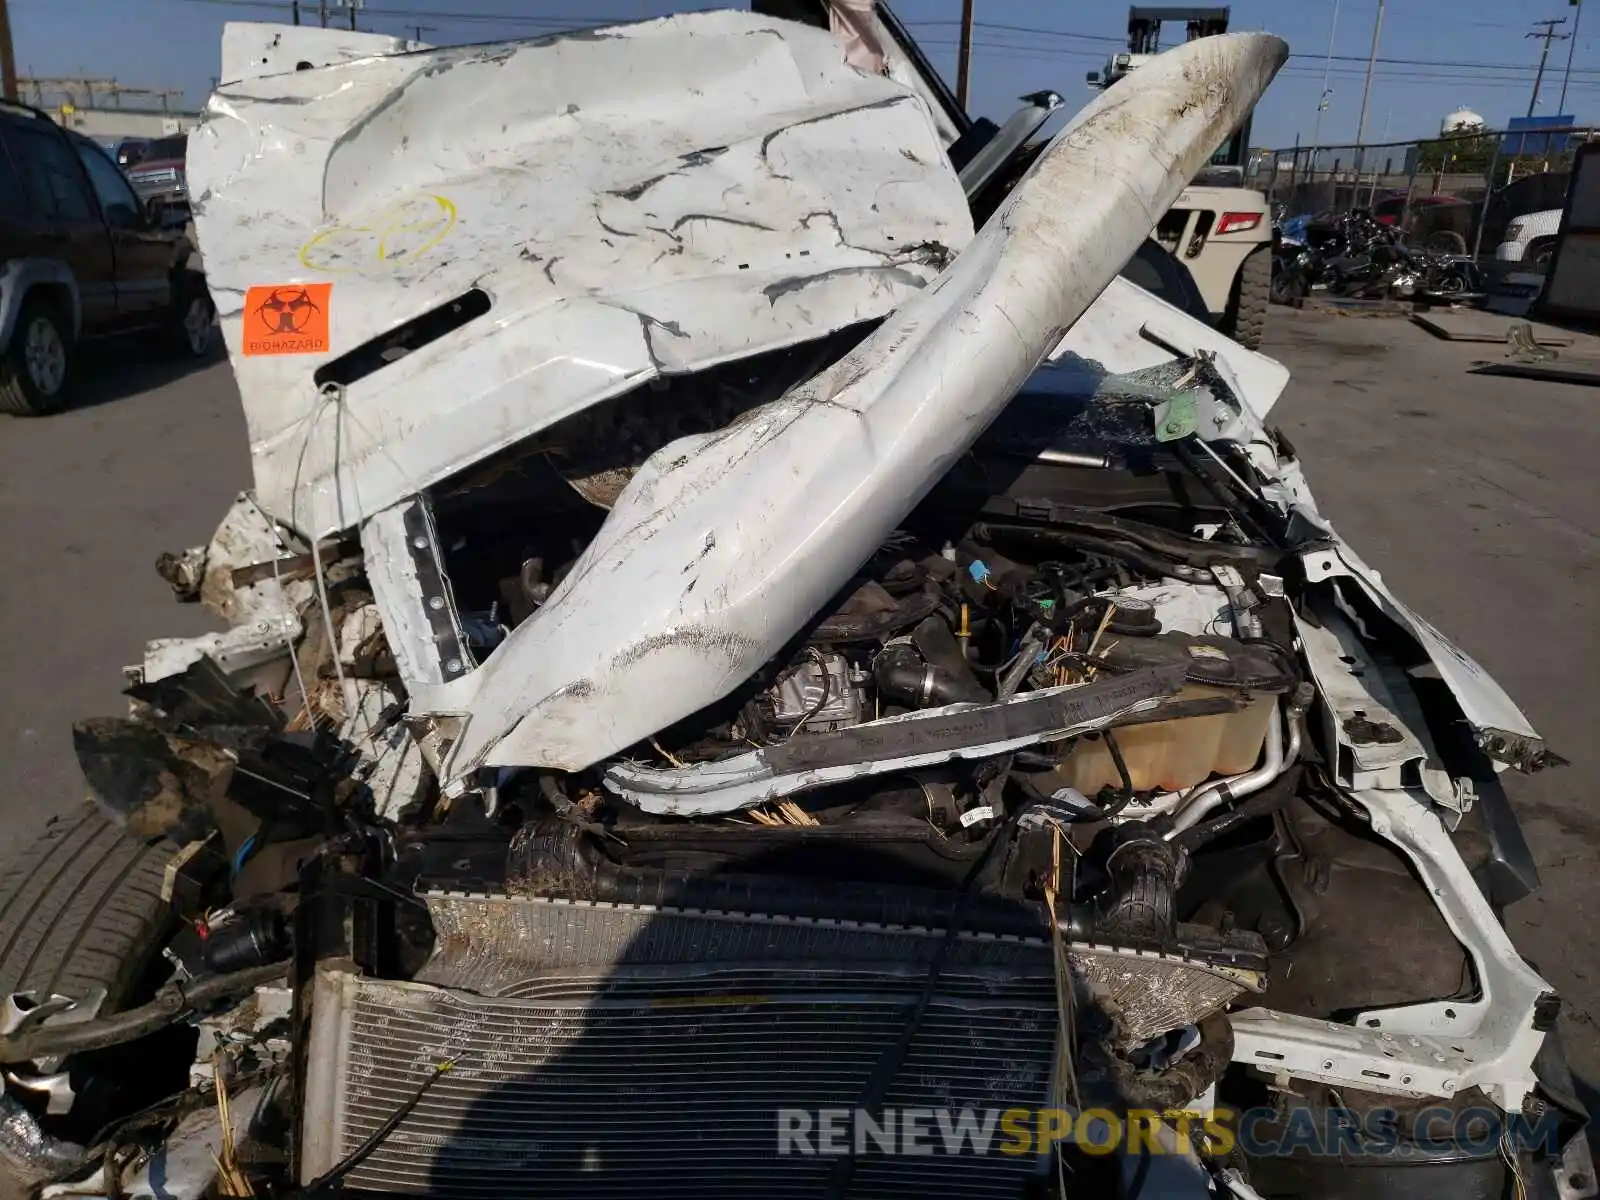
1270,212,1320,305
1294,208,1482,301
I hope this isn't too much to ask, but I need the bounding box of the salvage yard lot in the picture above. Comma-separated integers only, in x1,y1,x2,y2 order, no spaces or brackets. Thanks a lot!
1,307,1596,1089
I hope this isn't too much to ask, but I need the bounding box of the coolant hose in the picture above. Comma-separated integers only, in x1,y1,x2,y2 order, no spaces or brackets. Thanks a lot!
1164,685,1310,838
873,642,990,708
0,963,286,1064
910,617,990,702
1173,765,1304,852
1096,831,1181,939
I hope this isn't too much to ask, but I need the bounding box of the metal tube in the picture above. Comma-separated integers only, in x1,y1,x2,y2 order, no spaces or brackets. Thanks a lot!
1471,135,1504,262
1165,699,1298,837
1033,449,1112,468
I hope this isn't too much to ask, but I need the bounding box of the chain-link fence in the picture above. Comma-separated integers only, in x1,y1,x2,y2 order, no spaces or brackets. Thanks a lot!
1249,125,1597,261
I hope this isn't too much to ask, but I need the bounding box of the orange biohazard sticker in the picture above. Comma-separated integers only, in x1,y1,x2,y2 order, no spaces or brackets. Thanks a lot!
242,283,332,356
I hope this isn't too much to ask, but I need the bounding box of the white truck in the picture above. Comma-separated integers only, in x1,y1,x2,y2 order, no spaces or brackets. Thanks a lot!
1094,6,1272,347
1495,207,1563,267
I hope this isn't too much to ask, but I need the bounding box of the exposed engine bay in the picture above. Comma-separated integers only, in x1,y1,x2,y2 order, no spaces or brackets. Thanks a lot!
0,8,1587,1200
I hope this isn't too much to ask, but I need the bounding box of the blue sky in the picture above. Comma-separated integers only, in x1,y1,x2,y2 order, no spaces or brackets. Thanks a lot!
12,0,1600,149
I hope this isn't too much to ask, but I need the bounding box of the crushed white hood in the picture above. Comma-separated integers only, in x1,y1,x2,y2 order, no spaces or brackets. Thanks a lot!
191,11,973,537
418,31,1287,779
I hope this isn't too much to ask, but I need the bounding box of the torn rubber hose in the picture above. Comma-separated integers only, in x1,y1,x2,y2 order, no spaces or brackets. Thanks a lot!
0,963,286,1064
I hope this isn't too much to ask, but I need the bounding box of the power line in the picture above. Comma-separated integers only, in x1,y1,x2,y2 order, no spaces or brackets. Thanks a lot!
171,0,708,24
161,1,1600,80
916,35,1600,87
907,19,1123,44
921,17,1600,77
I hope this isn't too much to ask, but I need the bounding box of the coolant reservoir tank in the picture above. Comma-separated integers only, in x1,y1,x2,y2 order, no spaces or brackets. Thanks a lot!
1055,632,1293,795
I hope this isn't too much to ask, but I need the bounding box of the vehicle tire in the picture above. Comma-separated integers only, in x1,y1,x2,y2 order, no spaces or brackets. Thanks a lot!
1222,246,1269,349
0,297,74,416
1426,230,1468,255
1269,258,1297,306
0,805,172,1011
167,273,215,359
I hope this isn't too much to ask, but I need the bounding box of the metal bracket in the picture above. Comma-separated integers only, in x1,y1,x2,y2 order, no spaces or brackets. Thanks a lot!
1232,778,1551,1112
4,1071,76,1116
399,494,473,682
1,990,104,1039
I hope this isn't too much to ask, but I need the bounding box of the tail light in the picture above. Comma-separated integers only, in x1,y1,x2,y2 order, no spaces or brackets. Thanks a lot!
1213,211,1262,235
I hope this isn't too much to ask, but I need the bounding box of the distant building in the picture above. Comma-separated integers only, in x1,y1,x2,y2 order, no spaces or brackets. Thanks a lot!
1441,108,1485,136
48,105,202,142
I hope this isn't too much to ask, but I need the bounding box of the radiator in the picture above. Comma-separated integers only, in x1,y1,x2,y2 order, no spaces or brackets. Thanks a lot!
302,894,1062,1199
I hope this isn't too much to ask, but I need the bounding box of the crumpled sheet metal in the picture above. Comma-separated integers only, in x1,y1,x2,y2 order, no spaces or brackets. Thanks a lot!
219,22,429,84
191,11,972,537
1072,943,1261,1049
142,494,305,684
433,32,1287,779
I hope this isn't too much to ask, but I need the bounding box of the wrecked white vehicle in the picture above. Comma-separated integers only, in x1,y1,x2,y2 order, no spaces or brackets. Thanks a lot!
0,6,1587,1200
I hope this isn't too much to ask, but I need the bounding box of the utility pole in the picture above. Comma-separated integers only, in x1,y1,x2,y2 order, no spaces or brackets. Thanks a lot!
1355,0,1386,149
1559,0,1583,114
0,0,17,103
955,0,975,110
1527,18,1569,117
410,24,436,42
1308,0,1341,182
317,0,328,29
291,0,300,24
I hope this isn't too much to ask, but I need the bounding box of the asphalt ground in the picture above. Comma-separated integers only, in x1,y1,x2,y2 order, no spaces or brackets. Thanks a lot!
1,305,1596,1093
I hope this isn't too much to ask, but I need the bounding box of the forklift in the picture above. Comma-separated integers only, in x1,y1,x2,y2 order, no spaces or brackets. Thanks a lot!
1091,7,1271,347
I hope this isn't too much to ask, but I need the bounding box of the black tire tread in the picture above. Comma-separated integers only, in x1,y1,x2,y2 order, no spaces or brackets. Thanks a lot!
0,359,39,416
0,806,172,1009
165,273,215,359
1226,246,1270,350
0,296,72,416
